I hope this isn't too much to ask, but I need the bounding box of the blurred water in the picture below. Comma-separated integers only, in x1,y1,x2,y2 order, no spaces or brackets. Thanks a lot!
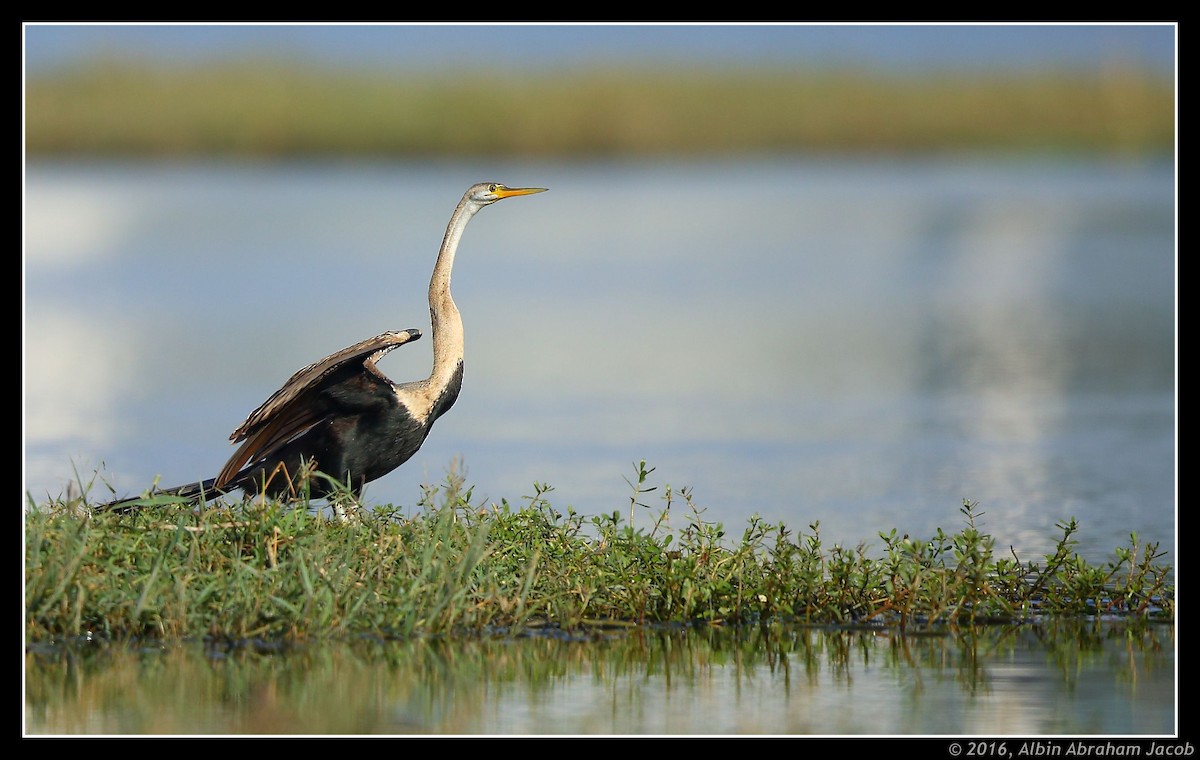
23,157,1175,565
23,623,1178,736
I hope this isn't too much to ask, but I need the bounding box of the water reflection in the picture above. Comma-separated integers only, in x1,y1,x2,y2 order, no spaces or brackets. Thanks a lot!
24,622,1174,735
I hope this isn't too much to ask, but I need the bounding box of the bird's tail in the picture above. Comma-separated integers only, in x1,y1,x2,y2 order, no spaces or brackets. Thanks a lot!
92,477,228,514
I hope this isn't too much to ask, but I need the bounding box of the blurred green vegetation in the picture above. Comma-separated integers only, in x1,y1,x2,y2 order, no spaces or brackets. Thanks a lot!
25,620,1174,734
24,59,1174,157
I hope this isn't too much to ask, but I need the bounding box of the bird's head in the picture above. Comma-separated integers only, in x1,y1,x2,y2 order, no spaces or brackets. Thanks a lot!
468,182,548,206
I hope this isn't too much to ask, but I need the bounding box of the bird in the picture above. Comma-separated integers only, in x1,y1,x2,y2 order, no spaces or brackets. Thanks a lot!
96,181,547,513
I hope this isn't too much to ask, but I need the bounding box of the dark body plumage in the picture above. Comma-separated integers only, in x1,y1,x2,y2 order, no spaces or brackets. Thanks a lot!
97,182,544,513
217,329,458,500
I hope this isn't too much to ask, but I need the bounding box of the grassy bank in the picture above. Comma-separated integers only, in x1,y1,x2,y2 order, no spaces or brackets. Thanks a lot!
24,464,1174,643
24,60,1174,157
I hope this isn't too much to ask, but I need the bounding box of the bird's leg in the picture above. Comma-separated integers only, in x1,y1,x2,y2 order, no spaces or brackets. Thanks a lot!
330,494,359,524
326,471,362,524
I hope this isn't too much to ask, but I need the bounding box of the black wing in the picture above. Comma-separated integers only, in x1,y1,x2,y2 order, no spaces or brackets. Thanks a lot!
214,329,422,489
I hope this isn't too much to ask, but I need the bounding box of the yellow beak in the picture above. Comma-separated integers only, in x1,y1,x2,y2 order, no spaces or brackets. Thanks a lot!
496,186,548,199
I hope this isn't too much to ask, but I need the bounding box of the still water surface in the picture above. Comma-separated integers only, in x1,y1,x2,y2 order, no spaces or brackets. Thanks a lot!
22,157,1176,737
24,623,1177,736
24,157,1175,565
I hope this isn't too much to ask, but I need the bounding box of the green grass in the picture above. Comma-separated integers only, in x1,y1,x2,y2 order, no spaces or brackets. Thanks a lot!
24,461,1174,644
24,60,1174,157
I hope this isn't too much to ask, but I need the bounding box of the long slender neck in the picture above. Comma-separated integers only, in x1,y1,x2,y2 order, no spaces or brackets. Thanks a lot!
426,195,481,390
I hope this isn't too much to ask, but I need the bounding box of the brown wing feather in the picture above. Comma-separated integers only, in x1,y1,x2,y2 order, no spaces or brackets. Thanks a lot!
215,403,324,489
214,329,421,488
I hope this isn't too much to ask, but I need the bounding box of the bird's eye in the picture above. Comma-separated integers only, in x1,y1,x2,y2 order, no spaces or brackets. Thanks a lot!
488,184,497,192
